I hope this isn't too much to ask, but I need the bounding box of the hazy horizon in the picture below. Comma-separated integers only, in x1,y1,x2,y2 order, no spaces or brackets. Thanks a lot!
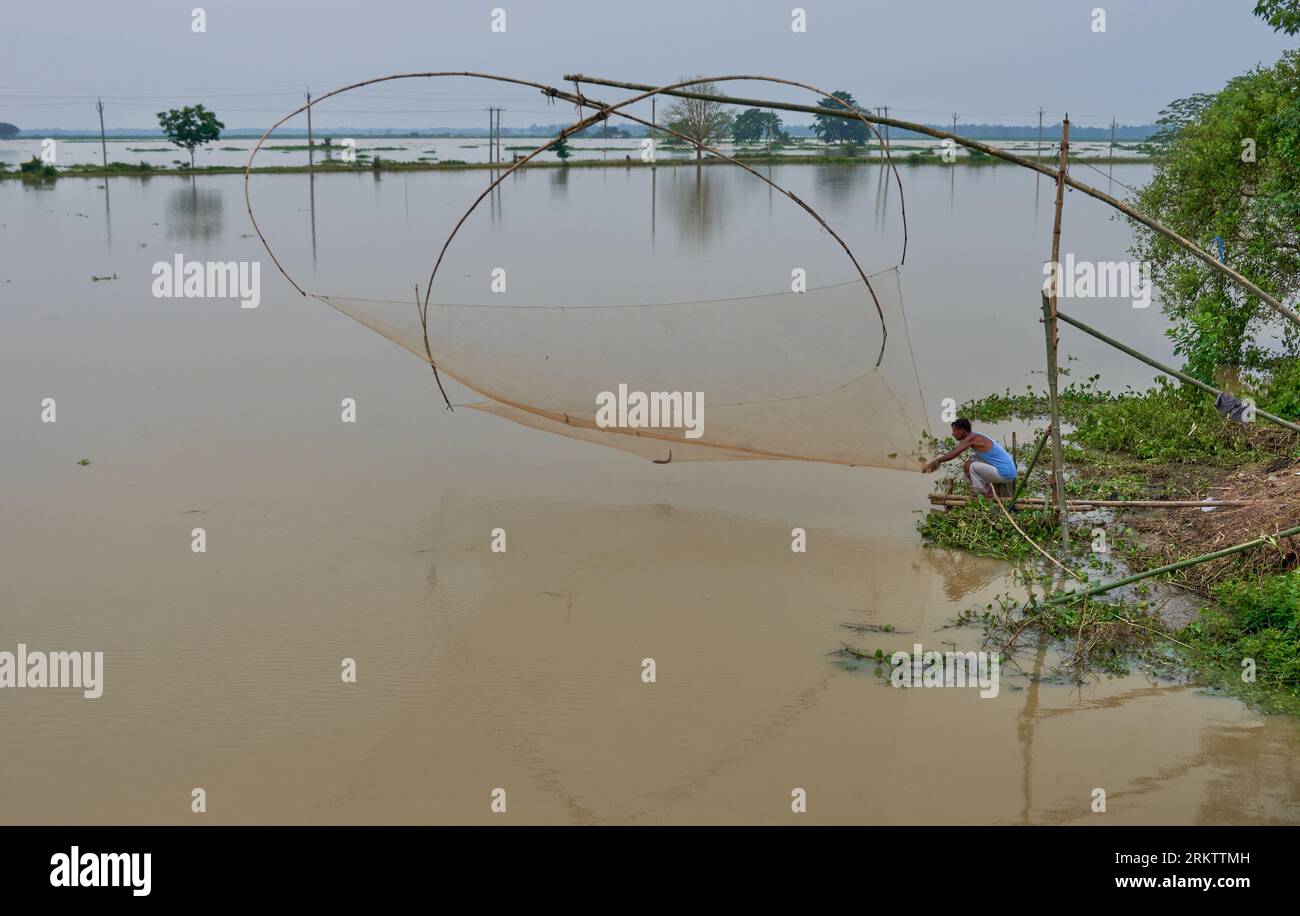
2,0,1294,133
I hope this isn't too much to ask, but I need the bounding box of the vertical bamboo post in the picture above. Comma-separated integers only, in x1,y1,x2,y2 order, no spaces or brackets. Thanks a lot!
1044,115,1071,549
96,98,108,167
1108,116,1116,174
305,88,314,175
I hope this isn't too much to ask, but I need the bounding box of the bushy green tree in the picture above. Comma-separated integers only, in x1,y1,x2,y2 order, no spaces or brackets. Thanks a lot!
733,108,785,144
811,91,869,146
1255,0,1300,35
1131,51,1300,379
156,104,224,168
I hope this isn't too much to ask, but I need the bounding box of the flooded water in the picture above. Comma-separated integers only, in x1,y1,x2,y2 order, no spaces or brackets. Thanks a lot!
0,135,1144,170
2,162,1298,824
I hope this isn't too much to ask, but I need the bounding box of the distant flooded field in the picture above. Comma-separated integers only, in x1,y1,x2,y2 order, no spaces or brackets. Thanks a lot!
0,135,1148,171
3,162,1298,824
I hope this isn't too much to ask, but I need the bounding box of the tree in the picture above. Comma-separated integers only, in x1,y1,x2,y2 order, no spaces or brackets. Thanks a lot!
663,78,734,161
1255,0,1300,34
811,91,870,146
19,155,56,180
1131,51,1300,379
1144,93,1217,152
733,108,785,144
550,135,573,162
156,104,224,168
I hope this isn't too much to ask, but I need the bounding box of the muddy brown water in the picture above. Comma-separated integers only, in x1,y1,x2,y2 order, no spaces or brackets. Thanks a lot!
2,163,1298,823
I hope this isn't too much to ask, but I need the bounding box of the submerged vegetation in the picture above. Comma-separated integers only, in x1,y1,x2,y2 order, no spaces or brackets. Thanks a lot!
921,376,1300,710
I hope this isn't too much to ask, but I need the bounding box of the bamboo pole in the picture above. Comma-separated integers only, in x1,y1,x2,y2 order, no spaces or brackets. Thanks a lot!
1045,115,1071,549
1046,524,1300,605
1056,309,1300,434
305,89,313,175
1008,429,1049,509
96,98,108,167
929,494,1256,509
564,74,1300,331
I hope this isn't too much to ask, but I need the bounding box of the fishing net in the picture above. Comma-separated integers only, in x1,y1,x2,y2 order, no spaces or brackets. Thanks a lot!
317,269,927,470
246,72,931,470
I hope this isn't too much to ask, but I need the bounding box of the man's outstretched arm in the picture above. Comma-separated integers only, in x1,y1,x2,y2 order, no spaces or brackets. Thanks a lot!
921,438,975,473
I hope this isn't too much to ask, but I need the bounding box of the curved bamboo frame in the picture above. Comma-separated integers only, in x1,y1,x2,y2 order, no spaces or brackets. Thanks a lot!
243,72,912,398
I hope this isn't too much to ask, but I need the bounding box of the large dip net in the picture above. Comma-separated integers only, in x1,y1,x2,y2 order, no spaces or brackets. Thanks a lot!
246,73,930,471
319,270,924,469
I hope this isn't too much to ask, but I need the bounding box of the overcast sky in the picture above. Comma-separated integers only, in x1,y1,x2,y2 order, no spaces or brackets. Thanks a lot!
2,0,1294,130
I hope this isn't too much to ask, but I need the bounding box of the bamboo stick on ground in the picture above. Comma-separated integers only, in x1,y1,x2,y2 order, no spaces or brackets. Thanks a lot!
1046,523,1300,605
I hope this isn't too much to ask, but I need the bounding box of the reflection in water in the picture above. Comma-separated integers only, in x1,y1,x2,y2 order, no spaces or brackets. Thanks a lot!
309,171,317,265
1017,642,1047,824
650,164,655,248
549,164,570,201
875,161,890,234
668,164,724,243
101,179,112,252
811,163,863,216
166,182,224,242
920,543,1006,602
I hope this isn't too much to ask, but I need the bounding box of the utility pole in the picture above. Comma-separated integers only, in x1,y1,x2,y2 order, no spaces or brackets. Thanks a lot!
486,107,495,165
95,98,108,167
1108,116,1117,171
882,104,890,148
951,112,958,135
1044,115,1072,550
305,88,314,175
1036,107,1044,162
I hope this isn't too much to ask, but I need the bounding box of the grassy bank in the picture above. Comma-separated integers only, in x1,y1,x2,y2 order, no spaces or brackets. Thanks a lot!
0,151,1152,182
918,377,1300,711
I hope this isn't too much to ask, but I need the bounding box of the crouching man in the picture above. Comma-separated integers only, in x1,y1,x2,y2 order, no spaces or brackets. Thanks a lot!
921,418,1017,496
